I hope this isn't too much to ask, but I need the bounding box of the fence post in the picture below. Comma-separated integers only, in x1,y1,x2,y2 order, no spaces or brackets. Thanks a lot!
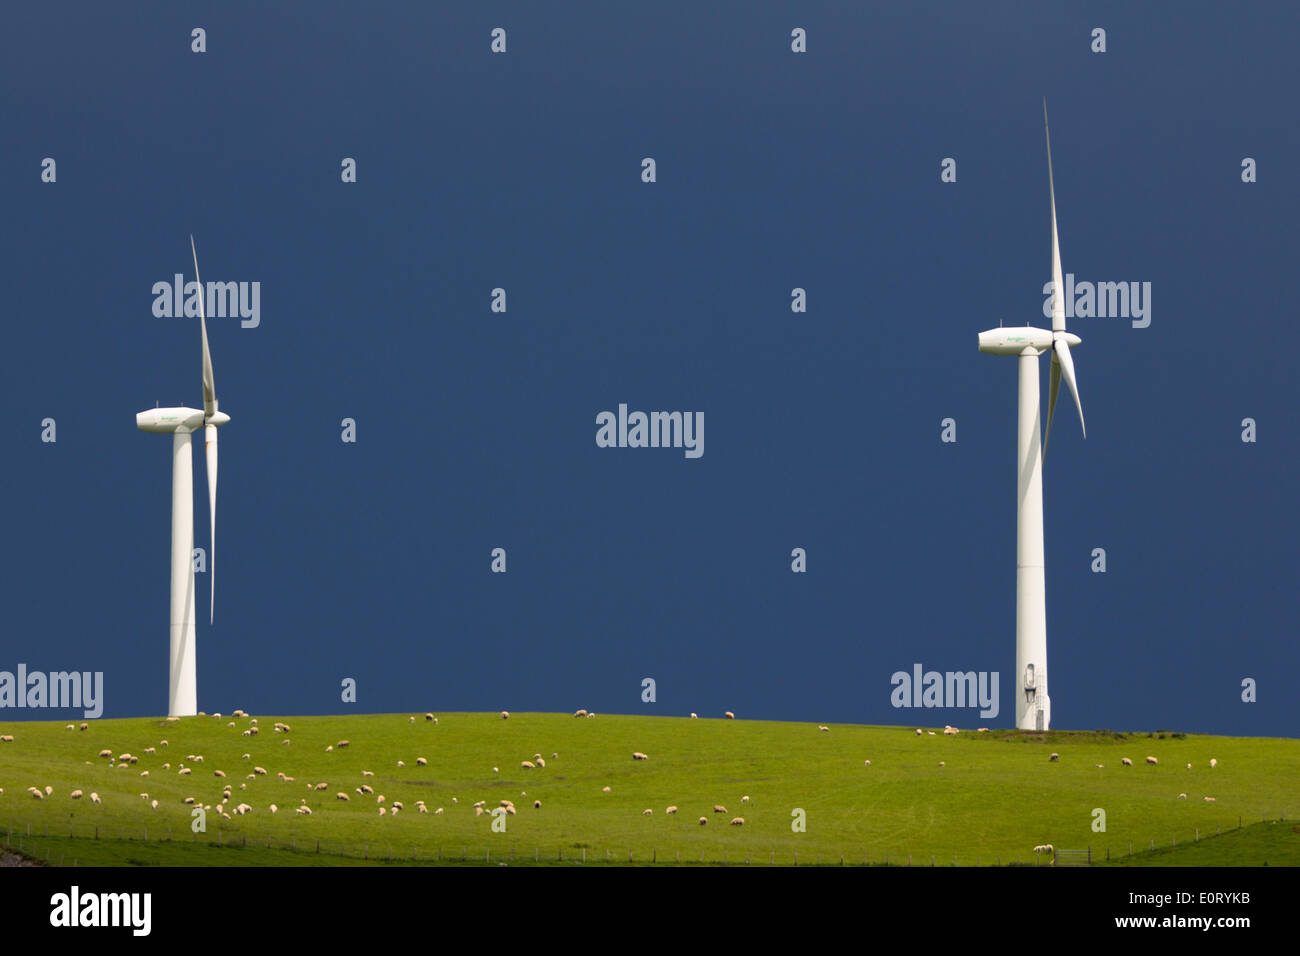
1195,829,1198,842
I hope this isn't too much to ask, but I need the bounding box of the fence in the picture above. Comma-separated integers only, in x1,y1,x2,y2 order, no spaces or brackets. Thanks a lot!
3,810,1291,867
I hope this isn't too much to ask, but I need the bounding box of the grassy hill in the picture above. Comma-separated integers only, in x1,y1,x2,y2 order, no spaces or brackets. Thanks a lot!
1,713,1296,866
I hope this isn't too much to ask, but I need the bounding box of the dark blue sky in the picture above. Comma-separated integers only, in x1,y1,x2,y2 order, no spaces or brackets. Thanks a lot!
3,2,1296,734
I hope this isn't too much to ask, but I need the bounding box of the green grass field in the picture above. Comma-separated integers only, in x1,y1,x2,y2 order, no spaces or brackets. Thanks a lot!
1,713,1296,866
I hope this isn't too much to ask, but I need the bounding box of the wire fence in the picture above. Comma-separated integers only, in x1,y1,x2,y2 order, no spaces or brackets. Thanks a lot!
3,810,1290,867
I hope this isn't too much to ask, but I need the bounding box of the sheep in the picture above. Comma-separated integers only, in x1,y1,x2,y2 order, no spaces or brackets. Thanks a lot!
501,711,510,720
150,799,159,810
314,782,329,791
139,793,149,800
713,805,727,813
730,817,745,826
182,797,196,805
98,749,112,758
928,731,936,736
435,807,444,815
493,767,499,773
938,761,946,767
916,729,923,736
0,735,16,743
361,770,374,777
269,804,278,814
233,709,246,717
140,771,149,777
337,740,350,748
666,806,678,814
159,740,168,747
475,806,485,816
70,789,83,799
144,747,156,755
79,723,88,731
943,726,959,735
360,785,374,795
227,722,235,728
378,807,387,816
602,786,612,793
574,709,588,718
242,753,250,761
337,792,350,801
418,805,429,813
325,745,333,752
254,766,268,776
977,727,990,733
818,725,830,732
214,770,226,778
724,711,735,719
1033,844,1054,855
741,795,750,803
425,713,435,721
1121,757,1133,766
409,716,415,723
864,760,872,766
393,801,404,811
1210,758,1218,768
533,800,541,809
1204,796,1216,802
690,713,698,719
698,817,707,825
397,760,405,768
179,767,192,776
536,757,546,768
505,806,516,815
1146,756,1158,766
376,795,386,804
631,752,648,761
66,723,74,731
642,809,653,816
90,792,101,804
295,806,311,815
416,757,428,766
521,760,535,769
32,790,44,800
1050,753,1059,762
586,713,595,719
1187,763,1192,770
1177,793,1187,799
242,730,252,737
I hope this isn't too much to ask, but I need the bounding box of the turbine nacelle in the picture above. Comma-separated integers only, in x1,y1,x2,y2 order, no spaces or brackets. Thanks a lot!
978,327,1080,356
137,406,205,433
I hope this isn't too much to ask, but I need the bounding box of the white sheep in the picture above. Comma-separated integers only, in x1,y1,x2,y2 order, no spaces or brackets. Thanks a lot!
730,817,745,826
425,713,435,721
1210,758,1218,768
602,786,611,793
642,809,653,816
254,766,268,775
361,770,374,777
1050,753,1059,762
1121,757,1133,766
1178,793,1187,799
741,795,750,803
698,817,707,825
631,752,648,761
397,760,405,767
574,709,588,718
1186,763,1192,770
90,792,101,803
690,713,698,719
533,801,541,809
536,757,546,768
435,807,444,814
521,760,535,769
713,804,727,813
916,728,923,736
938,761,946,767
666,806,678,814
416,757,428,766
724,711,735,719
1146,756,1158,766
270,804,278,813
337,792,350,801
70,789,83,799
501,711,510,720
818,725,830,732
314,782,328,791
1204,796,1216,802
337,740,350,748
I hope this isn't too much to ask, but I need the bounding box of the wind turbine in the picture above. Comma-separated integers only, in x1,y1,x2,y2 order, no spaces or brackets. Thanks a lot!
977,101,1085,731
136,236,230,717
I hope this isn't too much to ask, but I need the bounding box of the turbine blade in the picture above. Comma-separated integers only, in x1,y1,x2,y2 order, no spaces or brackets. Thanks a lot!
1053,337,1085,439
1044,348,1062,460
205,424,218,624
1044,100,1066,334
192,235,217,418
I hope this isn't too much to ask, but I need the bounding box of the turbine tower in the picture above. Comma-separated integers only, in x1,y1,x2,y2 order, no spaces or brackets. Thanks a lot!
977,102,1086,731
137,237,230,717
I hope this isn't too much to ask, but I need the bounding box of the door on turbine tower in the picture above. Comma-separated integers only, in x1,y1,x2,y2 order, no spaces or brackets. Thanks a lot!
1035,709,1044,731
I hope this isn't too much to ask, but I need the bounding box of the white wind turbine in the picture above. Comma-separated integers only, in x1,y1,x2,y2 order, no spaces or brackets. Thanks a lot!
137,236,230,717
978,101,1085,731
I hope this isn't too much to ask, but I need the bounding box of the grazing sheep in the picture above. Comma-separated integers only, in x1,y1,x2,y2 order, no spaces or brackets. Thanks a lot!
183,797,196,805
79,723,88,731
928,731,936,736
378,807,387,816
713,805,727,813
521,760,535,769
139,793,148,800
943,726,959,735
864,760,872,766
144,747,156,755
214,770,226,778
1210,758,1217,768
1146,756,1158,766
159,740,168,747
602,786,612,793
150,799,159,809
296,806,311,815
393,801,404,811
242,753,250,761
361,770,374,777
818,725,830,732
730,817,745,826
337,792,350,801
1204,796,1216,802
418,805,429,813
416,757,428,766
506,806,516,815
574,709,588,718
269,804,278,814
690,713,698,719
1178,793,1187,799
741,795,750,803
1033,844,1054,855
1187,763,1192,770
254,766,267,775
475,806,485,816
32,790,44,800
1050,753,1059,762
977,727,990,733
698,817,707,825
1121,757,1133,766
631,752,648,761
90,792,100,804
435,807,444,815
337,740,350,748
724,711,735,719
425,713,435,721
227,722,235,728
376,795,386,805
98,749,112,758
642,809,653,816
666,806,678,814
501,711,510,720
315,782,328,791
586,713,595,719
397,760,405,768
178,767,191,776
242,730,252,737
361,785,374,795
938,761,946,767
325,745,333,752
70,790,83,799
140,771,149,777
65,724,74,731
536,757,546,768
532,800,541,809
